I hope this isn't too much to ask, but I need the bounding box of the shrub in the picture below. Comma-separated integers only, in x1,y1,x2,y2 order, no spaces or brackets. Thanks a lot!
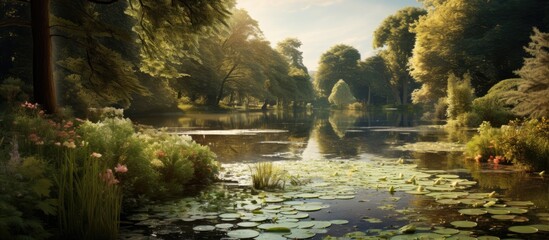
446,73,475,121
466,118,549,171
328,79,356,108
348,102,365,110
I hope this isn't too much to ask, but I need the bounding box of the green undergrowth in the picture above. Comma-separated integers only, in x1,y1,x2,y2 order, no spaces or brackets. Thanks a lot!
0,104,220,239
466,118,549,171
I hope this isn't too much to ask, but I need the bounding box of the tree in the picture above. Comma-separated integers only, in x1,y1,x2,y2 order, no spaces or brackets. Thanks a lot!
328,79,356,107
373,7,426,105
277,38,308,73
446,73,475,120
505,28,549,118
0,0,233,113
410,0,549,104
357,55,393,105
276,38,314,102
314,44,361,98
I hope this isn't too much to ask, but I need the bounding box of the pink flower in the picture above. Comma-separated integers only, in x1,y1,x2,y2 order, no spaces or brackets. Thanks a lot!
114,163,128,173
29,133,40,142
91,152,102,158
100,169,119,185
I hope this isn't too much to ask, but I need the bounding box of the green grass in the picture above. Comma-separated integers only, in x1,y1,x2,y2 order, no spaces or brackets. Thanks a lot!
250,162,286,190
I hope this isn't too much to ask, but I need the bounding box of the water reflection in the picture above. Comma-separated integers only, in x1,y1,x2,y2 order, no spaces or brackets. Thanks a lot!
132,109,548,210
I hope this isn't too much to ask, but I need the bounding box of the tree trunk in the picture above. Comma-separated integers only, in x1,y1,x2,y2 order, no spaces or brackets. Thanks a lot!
31,0,57,113
215,63,238,106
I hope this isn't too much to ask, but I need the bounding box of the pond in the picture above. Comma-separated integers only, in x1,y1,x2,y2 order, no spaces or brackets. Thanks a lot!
122,110,549,240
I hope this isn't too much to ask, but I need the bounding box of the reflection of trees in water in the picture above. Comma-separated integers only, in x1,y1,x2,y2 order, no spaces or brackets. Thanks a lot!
178,111,315,163
328,110,362,138
315,118,360,158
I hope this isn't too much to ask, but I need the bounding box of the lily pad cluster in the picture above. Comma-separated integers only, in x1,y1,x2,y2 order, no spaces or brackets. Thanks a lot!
120,158,548,239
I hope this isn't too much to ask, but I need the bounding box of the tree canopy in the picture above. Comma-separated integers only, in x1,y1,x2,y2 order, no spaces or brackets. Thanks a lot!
373,7,426,105
314,44,361,98
410,0,549,104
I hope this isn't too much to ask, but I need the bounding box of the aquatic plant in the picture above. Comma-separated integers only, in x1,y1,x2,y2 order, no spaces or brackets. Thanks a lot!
250,162,286,190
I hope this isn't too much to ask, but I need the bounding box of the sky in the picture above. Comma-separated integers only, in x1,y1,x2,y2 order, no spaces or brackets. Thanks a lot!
236,0,423,71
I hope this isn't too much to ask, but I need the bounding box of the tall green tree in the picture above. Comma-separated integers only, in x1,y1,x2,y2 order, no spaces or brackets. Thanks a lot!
314,44,361,98
276,38,314,102
505,28,549,118
410,0,549,104
0,0,233,113
373,7,426,105
357,55,393,105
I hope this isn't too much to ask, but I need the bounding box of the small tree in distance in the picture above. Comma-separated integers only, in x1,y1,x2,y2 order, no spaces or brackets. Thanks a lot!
328,79,356,108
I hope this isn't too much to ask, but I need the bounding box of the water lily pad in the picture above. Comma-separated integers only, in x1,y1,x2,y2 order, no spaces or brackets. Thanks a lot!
284,201,304,206
237,222,260,228
227,229,260,239
335,195,355,199
450,221,477,228
254,233,287,240
310,221,332,229
319,195,336,200
215,223,234,229
284,229,316,239
506,201,534,207
459,209,488,216
264,205,282,210
295,193,319,199
433,228,460,235
492,214,517,220
477,236,500,240
529,224,549,231
508,226,538,234
193,225,215,231
330,219,349,225
286,213,309,219
486,209,510,215
258,223,298,230
250,216,268,222
220,213,241,219
446,235,477,240
265,198,285,203
293,205,322,212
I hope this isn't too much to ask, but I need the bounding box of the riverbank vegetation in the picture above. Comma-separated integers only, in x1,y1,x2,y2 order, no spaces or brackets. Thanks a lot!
0,105,220,239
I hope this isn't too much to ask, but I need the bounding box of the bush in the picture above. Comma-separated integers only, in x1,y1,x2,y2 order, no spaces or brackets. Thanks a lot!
2,103,222,239
328,79,356,108
347,102,365,110
446,73,475,121
466,118,549,171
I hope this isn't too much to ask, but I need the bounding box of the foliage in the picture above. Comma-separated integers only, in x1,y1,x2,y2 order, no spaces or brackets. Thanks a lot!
472,78,518,126
466,119,549,171
373,7,427,105
328,80,356,108
445,73,477,127
314,45,361,98
250,162,286,190
2,103,222,238
410,0,549,104
0,155,55,240
357,55,393,105
504,28,549,118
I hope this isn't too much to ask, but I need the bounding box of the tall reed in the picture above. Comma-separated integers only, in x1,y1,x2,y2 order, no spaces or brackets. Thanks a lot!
250,162,286,190
57,146,121,240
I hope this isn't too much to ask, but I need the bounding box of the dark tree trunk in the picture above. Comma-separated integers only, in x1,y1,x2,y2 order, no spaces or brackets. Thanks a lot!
215,63,238,106
31,0,57,113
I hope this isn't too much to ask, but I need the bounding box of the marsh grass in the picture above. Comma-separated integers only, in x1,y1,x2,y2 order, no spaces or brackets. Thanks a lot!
57,148,121,240
250,162,286,190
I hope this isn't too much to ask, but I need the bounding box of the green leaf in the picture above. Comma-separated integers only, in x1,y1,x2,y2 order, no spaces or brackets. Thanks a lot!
32,178,52,197
36,199,57,216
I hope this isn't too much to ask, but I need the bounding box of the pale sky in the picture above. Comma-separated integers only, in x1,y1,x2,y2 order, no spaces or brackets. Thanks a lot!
236,0,422,71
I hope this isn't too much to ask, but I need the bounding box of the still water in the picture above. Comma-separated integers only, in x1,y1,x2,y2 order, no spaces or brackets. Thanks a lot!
127,110,548,239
